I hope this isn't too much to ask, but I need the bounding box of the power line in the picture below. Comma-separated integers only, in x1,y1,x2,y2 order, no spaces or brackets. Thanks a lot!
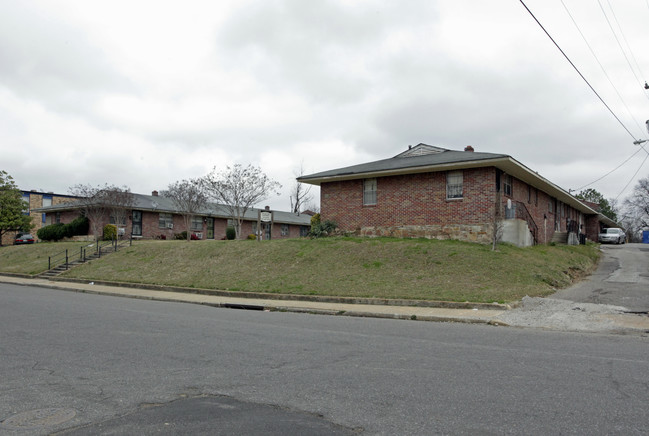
518,0,640,142
598,0,649,103
614,150,649,200
560,0,647,136
574,147,644,192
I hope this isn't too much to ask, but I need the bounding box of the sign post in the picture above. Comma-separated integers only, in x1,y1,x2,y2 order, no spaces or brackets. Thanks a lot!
258,207,273,241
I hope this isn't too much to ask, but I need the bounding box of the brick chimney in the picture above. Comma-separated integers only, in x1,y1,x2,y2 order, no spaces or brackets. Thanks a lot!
464,145,474,152
152,190,158,196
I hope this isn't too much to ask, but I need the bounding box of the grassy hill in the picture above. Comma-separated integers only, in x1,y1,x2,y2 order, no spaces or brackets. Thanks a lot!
0,238,600,303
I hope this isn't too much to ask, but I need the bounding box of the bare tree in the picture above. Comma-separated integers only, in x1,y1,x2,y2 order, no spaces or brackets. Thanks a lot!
69,184,134,241
162,178,208,241
202,164,281,239
492,188,504,251
69,184,110,241
303,201,320,214
621,176,649,240
104,186,134,238
289,162,313,214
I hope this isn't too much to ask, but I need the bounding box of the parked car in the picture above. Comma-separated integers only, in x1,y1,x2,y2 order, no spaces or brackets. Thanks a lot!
598,228,626,244
14,233,35,245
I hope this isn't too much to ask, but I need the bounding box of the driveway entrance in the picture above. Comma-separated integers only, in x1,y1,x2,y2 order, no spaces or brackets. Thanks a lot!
552,243,649,312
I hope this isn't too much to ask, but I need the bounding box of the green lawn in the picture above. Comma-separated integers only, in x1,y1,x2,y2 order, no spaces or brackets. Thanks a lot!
0,237,600,303
0,241,96,275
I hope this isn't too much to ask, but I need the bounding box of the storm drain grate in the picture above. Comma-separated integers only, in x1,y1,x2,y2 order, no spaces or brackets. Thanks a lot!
1,408,77,430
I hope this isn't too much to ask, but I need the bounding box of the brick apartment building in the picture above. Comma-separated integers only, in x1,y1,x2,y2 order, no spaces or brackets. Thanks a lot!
298,144,616,246
0,190,80,245
37,191,311,241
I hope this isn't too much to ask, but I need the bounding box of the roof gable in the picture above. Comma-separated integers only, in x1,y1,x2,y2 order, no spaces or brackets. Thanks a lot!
395,143,448,157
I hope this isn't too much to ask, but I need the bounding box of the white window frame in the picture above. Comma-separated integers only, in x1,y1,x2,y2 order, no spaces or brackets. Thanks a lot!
363,179,377,206
446,171,463,199
159,213,173,228
281,224,289,236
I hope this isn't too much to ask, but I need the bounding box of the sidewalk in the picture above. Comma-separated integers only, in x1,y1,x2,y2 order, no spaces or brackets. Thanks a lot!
2,275,648,333
0,275,507,325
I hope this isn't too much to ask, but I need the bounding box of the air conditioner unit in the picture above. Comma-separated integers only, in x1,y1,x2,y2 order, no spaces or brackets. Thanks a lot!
167,223,174,229
195,232,203,239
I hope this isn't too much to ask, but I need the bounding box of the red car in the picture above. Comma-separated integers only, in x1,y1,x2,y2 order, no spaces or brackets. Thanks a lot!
14,234,35,245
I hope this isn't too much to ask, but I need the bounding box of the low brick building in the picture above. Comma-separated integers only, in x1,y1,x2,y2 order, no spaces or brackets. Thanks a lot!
36,191,311,241
298,144,615,246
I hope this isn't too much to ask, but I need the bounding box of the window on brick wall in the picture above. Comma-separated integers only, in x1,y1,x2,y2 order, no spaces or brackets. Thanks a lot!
446,171,463,199
159,213,173,228
191,216,203,231
503,175,513,197
281,224,289,236
363,179,377,205
22,193,30,215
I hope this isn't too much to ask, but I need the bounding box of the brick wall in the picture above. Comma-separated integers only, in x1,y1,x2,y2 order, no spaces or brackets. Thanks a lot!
321,167,589,244
321,168,497,242
82,210,307,241
503,177,558,244
1,192,78,245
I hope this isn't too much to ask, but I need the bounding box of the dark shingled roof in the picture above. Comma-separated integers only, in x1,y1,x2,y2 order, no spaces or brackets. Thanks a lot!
298,144,508,182
297,143,610,218
33,193,311,226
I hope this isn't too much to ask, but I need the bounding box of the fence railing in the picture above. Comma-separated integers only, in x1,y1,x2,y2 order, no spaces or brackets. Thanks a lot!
48,249,70,271
47,236,132,271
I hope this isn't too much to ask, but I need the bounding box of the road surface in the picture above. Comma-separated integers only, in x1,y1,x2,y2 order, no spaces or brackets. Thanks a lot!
1,283,648,435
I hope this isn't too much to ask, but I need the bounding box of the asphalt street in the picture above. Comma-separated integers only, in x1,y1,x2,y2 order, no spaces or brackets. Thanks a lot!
553,244,649,312
1,283,648,435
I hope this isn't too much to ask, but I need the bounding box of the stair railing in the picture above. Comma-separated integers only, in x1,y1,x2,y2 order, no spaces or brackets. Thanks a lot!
46,236,133,273
508,201,539,245
48,249,69,271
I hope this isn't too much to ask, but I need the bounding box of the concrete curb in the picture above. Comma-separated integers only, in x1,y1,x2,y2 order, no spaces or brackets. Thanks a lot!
42,276,510,310
0,274,506,326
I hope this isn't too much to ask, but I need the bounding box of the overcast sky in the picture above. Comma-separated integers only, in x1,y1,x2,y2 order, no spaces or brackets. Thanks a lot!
3,0,649,210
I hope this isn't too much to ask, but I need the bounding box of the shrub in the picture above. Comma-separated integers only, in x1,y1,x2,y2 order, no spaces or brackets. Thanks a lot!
310,213,321,231
175,231,188,240
247,234,257,240
103,224,117,241
66,216,89,237
226,226,236,240
309,219,337,238
36,215,90,241
37,223,66,241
